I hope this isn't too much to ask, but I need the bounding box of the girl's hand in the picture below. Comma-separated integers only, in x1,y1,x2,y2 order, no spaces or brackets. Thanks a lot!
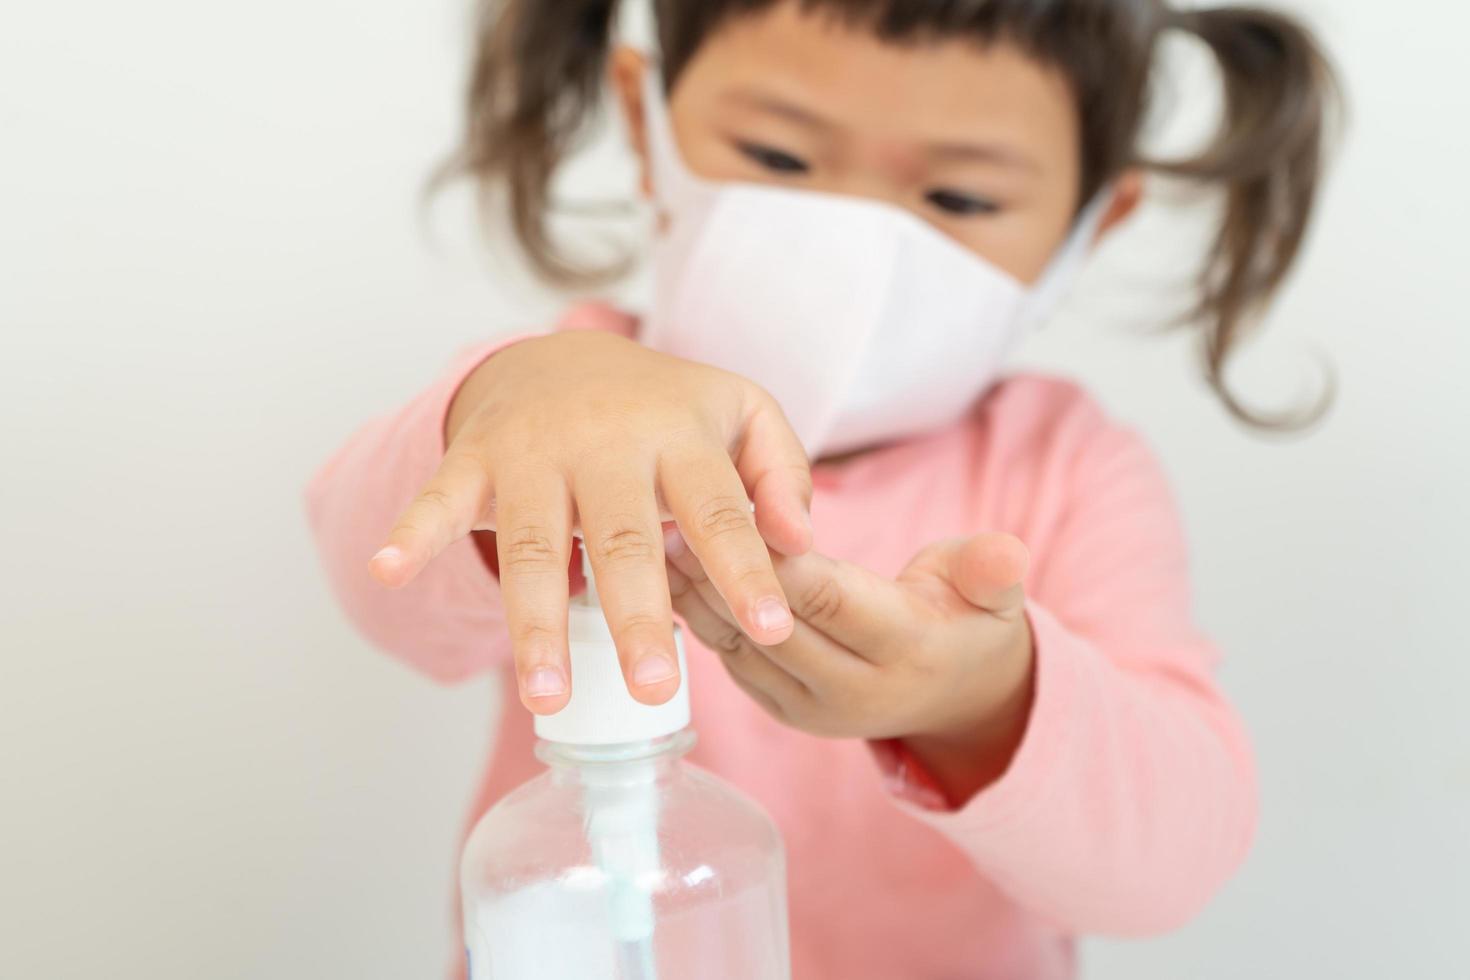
369,330,813,713
666,530,1035,797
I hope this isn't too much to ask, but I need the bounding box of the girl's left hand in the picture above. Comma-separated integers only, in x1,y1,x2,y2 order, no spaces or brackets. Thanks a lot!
663,529,1035,746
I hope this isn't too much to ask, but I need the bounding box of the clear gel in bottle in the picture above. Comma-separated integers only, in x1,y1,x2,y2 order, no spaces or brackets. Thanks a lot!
460,552,790,980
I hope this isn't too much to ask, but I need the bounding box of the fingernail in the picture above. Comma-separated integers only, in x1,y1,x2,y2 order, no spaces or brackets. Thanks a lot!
371,545,402,565
633,654,677,686
524,667,568,699
754,597,792,634
663,528,686,558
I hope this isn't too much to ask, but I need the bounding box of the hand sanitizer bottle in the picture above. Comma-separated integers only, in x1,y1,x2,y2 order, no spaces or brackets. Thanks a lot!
460,549,790,980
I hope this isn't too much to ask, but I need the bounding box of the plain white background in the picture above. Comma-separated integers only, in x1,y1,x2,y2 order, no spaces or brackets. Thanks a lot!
2,1,1465,977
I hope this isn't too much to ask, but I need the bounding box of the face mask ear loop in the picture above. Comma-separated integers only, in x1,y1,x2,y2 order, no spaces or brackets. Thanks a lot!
640,58,707,215
1018,188,1115,332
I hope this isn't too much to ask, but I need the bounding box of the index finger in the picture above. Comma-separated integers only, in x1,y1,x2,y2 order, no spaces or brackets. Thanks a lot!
734,390,814,558
659,444,795,647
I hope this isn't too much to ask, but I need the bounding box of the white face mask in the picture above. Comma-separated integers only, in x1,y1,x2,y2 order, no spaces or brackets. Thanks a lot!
640,69,1109,458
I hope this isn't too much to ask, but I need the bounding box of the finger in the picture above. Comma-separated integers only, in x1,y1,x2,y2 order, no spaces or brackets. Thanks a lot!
664,555,695,603
670,554,866,691
371,450,490,588
772,551,920,663
665,544,734,627
659,447,794,646
495,467,574,714
734,391,814,558
576,469,681,705
949,533,1029,615
668,567,808,713
662,526,703,582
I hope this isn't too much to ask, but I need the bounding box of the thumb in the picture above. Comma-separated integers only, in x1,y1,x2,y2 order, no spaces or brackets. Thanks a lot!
948,532,1029,614
735,389,814,557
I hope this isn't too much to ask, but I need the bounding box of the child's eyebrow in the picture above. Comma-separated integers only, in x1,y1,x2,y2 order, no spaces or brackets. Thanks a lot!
719,88,837,132
718,86,1040,173
926,140,1041,174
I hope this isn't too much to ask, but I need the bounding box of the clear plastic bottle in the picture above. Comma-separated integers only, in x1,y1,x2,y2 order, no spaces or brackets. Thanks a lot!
460,553,790,980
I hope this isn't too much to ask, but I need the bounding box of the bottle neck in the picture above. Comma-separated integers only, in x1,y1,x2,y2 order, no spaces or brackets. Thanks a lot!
536,728,695,772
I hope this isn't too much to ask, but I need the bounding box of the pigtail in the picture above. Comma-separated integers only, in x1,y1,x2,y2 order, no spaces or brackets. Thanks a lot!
1151,5,1340,427
437,0,623,284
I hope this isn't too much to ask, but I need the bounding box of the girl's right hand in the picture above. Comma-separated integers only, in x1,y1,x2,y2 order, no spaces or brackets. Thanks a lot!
368,330,813,713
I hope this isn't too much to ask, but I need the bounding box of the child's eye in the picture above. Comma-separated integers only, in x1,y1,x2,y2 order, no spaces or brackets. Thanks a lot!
736,141,810,175
926,189,1001,216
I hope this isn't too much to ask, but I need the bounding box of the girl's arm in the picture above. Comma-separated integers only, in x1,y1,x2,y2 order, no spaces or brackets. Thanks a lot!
663,379,1254,933
882,395,1257,935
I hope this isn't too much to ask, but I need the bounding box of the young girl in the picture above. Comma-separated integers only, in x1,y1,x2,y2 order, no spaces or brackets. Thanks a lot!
308,1,1334,976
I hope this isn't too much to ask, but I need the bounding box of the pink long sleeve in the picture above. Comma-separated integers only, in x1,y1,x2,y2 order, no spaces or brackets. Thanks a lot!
305,337,529,683
874,387,1258,936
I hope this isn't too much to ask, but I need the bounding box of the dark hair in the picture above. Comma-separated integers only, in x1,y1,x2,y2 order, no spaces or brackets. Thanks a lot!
441,0,1339,427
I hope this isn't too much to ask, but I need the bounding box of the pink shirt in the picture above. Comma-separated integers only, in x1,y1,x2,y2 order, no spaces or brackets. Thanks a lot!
306,303,1257,979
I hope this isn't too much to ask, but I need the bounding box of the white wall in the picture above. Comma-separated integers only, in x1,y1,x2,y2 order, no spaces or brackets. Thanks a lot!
1,2,1464,978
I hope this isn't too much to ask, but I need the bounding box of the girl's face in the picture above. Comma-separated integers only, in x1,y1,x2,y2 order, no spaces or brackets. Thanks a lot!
614,2,1134,284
